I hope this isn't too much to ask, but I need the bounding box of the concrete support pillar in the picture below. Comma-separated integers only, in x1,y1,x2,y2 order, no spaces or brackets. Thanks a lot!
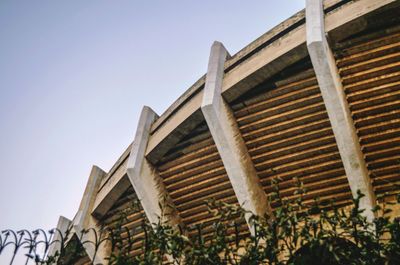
47,216,72,262
201,41,272,229
306,0,376,221
75,166,106,228
73,165,108,264
126,106,183,228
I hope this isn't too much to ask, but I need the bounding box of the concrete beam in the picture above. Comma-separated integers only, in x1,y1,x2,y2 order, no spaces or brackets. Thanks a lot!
306,0,376,221
47,216,72,262
92,171,131,219
127,106,183,227
146,95,205,164
201,41,272,229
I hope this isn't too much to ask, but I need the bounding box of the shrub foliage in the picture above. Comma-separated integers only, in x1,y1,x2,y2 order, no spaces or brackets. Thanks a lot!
2,180,400,265
66,181,400,264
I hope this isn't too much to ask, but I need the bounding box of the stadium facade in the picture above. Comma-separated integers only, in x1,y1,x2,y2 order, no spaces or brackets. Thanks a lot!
49,0,400,263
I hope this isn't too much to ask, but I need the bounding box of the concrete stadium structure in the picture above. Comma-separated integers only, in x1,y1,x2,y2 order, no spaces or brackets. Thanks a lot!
50,0,400,263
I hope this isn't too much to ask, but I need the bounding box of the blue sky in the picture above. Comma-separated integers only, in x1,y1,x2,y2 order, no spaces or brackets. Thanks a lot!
0,0,304,238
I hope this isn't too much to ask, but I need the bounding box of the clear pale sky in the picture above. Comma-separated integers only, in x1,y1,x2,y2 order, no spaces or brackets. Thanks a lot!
0,0,304,238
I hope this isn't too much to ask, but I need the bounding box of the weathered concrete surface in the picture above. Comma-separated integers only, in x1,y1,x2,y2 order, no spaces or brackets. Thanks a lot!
47,216,72,261
127,106,183,227
306,0,376,221
201,42,272,229
75,166,106,227
72,165,109,264
92,163,130,219
92,174,130,219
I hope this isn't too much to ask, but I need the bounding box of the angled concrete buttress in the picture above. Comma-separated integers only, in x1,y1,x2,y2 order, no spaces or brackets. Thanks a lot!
47,216,72,261
306,0,376,221
73,165,108,264
201,41,272,230
126,106,183,228
75,166,106,228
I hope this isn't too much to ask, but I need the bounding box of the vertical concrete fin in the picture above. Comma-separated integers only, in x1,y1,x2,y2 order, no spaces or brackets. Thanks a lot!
126,106,183,228
306,0,376,221
71,165,107,264
74,165,106,228
201,41,272,229
47,216,72,261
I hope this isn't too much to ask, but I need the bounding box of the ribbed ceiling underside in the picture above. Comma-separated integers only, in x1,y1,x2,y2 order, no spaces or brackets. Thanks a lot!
101,185,148,258
334,26,400,199
156,121,249,239
231,63,353,209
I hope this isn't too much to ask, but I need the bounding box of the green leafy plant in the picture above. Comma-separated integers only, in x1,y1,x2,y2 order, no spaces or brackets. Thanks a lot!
3,180,399,265
100,179,400,265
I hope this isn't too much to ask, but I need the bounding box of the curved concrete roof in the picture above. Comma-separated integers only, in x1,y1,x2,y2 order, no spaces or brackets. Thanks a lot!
96,0,398,207
65,0,400,262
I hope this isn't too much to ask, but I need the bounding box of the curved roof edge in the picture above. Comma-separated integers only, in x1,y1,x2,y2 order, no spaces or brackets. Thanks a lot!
98,0,393,188
150,0,350,134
